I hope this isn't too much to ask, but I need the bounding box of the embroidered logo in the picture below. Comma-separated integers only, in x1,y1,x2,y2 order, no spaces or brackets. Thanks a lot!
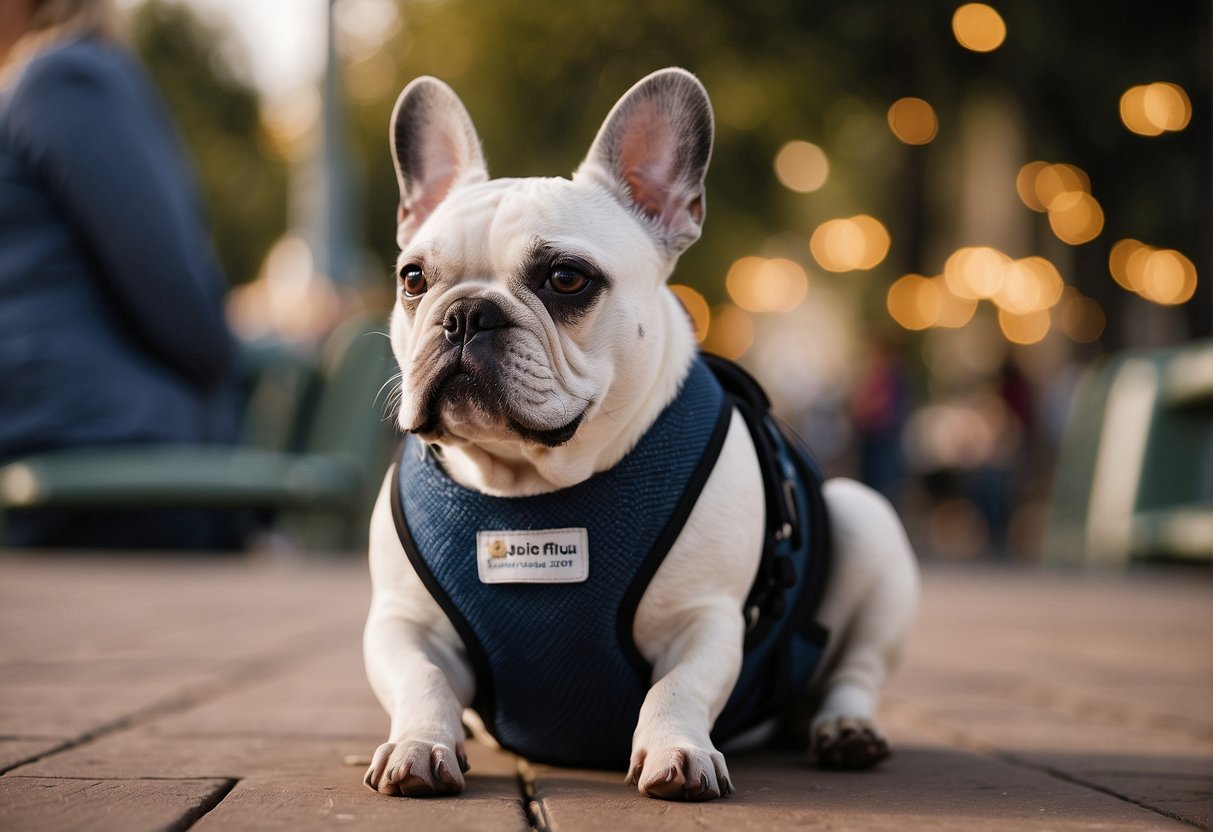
476,528,589,584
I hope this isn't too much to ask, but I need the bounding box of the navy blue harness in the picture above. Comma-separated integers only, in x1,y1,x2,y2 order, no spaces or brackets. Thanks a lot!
391,354,830,769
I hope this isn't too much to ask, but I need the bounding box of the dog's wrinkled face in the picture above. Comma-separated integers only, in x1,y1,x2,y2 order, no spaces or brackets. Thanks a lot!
388,70,713,454
392,177,661,446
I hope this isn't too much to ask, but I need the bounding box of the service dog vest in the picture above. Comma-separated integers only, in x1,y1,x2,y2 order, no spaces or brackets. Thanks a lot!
391,355,830,768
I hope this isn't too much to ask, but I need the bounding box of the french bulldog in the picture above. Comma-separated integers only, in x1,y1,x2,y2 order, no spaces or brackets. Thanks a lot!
363,67,919,801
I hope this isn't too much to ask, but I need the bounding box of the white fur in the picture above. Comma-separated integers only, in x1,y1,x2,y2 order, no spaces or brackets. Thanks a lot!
363,69,918,801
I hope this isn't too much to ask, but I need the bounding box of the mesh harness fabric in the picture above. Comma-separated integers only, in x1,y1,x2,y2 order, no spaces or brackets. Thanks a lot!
391,354,830,768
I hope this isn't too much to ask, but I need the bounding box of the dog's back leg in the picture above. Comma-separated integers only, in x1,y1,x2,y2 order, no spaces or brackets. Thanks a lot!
808,477,920,769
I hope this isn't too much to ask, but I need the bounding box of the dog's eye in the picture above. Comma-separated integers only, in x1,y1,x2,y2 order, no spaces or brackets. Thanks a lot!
546,267,589,295
399,264,427,297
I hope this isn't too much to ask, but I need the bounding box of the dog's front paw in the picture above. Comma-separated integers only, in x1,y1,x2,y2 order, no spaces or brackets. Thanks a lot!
363,740,468,797
626,745,733,801
811,716,890,770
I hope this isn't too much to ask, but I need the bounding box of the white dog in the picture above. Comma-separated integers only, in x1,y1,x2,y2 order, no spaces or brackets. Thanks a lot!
363,68,919,801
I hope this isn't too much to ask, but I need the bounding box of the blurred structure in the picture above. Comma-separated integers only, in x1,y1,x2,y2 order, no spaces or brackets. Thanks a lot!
1045,340,1213,567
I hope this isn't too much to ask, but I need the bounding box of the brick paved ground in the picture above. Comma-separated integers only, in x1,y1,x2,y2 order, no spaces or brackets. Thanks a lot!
0,553,1209,831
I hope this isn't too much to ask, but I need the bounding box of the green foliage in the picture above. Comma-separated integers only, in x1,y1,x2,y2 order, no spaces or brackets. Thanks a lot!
129,0,287,286
346,0,1207,338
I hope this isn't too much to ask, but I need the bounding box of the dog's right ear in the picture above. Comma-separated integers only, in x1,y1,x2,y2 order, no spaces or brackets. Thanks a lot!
390,77,488,246
574,68,714,260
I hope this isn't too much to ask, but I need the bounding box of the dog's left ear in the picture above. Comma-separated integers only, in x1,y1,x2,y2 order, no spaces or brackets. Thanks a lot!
575,68,714,259
390,77,489,246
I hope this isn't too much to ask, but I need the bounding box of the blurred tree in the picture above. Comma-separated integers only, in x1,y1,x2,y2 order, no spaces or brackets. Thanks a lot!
129,0,287,286
343,0,1207,345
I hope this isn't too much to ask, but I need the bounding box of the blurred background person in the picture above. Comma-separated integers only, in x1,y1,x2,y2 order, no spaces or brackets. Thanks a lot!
849,335,912,508
0,0,244,549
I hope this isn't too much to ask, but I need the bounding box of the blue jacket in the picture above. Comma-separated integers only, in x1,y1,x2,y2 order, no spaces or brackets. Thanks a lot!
393,355,831,768
0,38,236,461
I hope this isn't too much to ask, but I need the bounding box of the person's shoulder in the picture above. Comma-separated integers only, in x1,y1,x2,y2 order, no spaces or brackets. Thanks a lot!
14,37,136,100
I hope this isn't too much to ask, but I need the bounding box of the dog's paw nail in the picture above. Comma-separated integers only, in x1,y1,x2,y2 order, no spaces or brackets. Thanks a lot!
435,760,455,786
664,766,677,783
687,772,709,798
457,751,470,773
625,763,643,786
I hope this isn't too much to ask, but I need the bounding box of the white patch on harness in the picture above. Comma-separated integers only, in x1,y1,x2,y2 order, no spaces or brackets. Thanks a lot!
476,528,589,584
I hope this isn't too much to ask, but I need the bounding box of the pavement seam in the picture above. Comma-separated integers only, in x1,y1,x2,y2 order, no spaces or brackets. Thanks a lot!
516,759,546,832
0,624,353,777
169,776,239,832
995,753,1207,831
886,699,1207,829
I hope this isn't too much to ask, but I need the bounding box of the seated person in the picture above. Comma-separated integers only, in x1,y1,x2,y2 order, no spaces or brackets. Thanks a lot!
0,0,245,549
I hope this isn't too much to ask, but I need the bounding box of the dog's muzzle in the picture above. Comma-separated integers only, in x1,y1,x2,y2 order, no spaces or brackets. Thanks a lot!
408,297,587,446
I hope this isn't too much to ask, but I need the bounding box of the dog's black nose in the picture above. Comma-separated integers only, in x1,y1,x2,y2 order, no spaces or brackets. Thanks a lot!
443,298,509,345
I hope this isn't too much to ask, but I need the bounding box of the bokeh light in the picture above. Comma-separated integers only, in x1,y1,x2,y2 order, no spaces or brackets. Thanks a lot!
887,274,940,330
887,273,980,332
1034,163,1090,210
1046,191,1104,245
1015,161,1049,211
774,141,830,193
998,307,1051,345
725,257,809,313
944,246,1010,299
1139,249,1198,305
1120,82,1192,136
931,276,979,328
1108,239,1199,305
993,257,1065,314
1013,158,1105,245
701,303,754,359
668,284,710,341
1108,238,1146,290
810,215,891,271
952,3,1007,53
887,97,939,145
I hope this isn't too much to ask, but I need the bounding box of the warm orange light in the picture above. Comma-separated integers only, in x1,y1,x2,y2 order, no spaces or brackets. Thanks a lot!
887,274,939,330
1121,82,1192,136
726,257,809,313
887,97,939,145
931,276,979,328
1138,249,1198,305
1108,240,1197,306
702,303,754,359
1143,82,1192,131
1047,192,1104,245
1034,163,1090,210
1021,257,1065,308
774,141,830,193
998,307,1050,345
994,256,1064,314
669,284,710,341
944,246,1010,299
853,215,892,269
810,216,890,272
952,3,1007,52
1108,238,1147,290
1016,161,1049,212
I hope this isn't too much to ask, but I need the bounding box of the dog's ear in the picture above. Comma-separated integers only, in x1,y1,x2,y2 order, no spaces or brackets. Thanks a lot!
575,68,714,258
390,77,488,246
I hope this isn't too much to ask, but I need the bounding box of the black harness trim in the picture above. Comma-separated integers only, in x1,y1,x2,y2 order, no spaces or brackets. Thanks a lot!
390,443,500,729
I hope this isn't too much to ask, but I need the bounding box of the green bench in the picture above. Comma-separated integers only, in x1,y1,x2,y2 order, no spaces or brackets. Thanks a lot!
1044,339,1213,566
0,316,399,552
